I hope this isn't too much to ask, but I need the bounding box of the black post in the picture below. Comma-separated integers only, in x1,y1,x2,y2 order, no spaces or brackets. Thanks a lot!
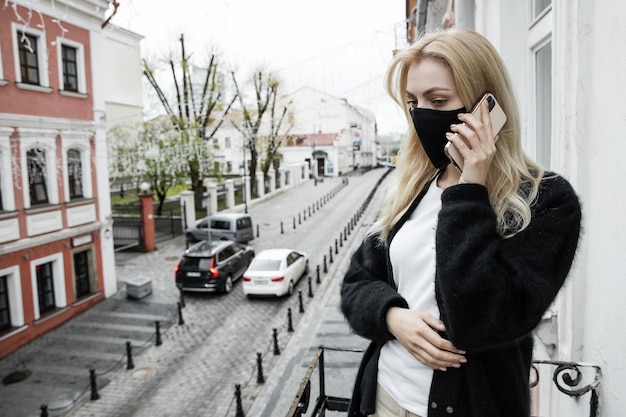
309,207,312,217
293,217,296,230
177,301,185,325
308,277,314,298
298,213,301,224
256,224,260,237
316,265,321,284
256,352,265,384
273,328,281,355
40,405,48,417
89,368,100,401
343,226,347,240
329,246,333,263
235,384,245,417
298,290,305,313
340,232,343,247
287,308,294,332
179,288,185,308
335,238,338,254
303,209,307,221
126,341,134,370
323,255,328,273
155,321,162,346
281,221,284,234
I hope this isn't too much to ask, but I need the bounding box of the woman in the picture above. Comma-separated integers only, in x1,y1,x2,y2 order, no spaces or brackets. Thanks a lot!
340,28,581,417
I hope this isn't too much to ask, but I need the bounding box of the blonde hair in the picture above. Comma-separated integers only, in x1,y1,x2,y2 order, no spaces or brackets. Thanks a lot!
373,28,544,243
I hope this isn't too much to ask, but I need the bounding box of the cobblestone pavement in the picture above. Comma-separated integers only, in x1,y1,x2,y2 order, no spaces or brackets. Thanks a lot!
0,168,391,417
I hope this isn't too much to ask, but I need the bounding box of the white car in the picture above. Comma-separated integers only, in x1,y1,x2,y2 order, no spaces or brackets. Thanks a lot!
242,249,309,297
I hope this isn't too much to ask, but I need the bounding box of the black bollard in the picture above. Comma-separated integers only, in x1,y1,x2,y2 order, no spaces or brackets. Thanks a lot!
323,255,328,273
235,384,245,417
179,288,185,308
281,221,284,234
335,239,338,254
309,207,311,216
40,405,48,417
293,217,296,229
256,224,260,237
89,368,100,401
256,352,265,384
177,301,185,325
329,246,333,264
298,213,301,224
155,321,162,346
303,209,307,221
298,290,305,313
340,232,343,247
316,265,321,284
273,328,281,355
308,276,314,298
126,341,134,370
287,308,294,332
343,226,347,240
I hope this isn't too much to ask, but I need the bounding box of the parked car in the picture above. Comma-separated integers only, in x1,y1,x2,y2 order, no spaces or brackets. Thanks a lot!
186,213,254,244
242,249,309,297
175,240,255,293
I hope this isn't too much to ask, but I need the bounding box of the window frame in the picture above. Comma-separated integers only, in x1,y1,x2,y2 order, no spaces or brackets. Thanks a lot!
67,148,84,199
26,147,49,206
11,23,51,93
73,248,94,299
56,38,87,96
0,266,24,331
30,253,66,320
0,138,16,212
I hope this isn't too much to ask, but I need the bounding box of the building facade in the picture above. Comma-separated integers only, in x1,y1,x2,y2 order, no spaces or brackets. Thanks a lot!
278,87,378,177
0,0,140,359
403,0,623,415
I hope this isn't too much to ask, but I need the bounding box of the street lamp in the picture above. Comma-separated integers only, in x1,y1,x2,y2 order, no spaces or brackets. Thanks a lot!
242,139,248,214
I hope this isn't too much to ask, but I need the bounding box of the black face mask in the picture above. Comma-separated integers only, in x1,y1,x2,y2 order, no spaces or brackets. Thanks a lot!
410,107,466,169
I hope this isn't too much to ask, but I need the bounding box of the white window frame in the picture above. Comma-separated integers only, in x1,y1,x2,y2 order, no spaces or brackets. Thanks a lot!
527,4,554,168
0,134,16,211
11,22,52,93
62,140,92,201
20,135,59,208
56,37,87,97
30,253,66,321
0,42,7,86
0,266,25,330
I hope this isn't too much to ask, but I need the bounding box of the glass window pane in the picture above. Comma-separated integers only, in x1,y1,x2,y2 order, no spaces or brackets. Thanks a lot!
535,42,552,168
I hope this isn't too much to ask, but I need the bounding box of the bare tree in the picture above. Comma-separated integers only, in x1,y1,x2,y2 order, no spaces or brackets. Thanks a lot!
143,34,236,210
231,69,286,193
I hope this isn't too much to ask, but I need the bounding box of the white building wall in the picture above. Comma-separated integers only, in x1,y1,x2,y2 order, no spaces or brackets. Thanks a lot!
472,1,624,415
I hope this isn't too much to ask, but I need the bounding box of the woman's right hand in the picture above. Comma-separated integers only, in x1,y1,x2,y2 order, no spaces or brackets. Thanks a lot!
385,307,467,371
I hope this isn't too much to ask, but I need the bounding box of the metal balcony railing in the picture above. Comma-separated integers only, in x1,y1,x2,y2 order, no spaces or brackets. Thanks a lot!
287,346,602,417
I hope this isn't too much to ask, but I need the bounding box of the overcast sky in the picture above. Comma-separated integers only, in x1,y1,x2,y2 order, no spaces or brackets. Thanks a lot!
111,0,408,135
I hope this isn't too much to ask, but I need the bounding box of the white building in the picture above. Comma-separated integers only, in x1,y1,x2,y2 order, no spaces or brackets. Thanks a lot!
407,0,624,415
278,87,378,177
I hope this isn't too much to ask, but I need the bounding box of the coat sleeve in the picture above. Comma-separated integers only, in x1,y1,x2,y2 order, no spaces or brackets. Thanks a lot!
340,233,409,342
435,175,582,351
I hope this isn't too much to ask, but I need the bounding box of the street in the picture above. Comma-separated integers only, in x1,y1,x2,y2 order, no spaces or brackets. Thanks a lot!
0,168,389,417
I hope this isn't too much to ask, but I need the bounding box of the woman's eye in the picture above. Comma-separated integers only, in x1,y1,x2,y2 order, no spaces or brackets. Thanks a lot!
432,99,447,106
407,100,418,109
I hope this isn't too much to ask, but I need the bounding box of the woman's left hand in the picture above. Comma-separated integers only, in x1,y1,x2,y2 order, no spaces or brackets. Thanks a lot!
446,99,498,186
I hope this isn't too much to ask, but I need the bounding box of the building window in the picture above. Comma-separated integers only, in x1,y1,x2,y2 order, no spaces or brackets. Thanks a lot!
18,31,40,85
67,149,84,199
36,262,55,315
73,250,91,298
61,45,78,92
225,137,231,148
535,42,552,168
27,148,49,205
0,275,11,332
532,0,551,19
226,161,232,173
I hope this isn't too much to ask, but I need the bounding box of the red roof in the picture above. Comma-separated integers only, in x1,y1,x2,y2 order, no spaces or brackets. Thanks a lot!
284,133,338,147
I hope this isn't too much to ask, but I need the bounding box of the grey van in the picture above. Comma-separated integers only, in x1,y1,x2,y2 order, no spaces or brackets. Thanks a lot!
186,213,254,244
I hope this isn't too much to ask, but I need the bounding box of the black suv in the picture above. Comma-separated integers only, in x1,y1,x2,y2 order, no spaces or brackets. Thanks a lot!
175,240,255,293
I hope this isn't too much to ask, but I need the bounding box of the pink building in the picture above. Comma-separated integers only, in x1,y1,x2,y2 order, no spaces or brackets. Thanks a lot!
0,1,129,358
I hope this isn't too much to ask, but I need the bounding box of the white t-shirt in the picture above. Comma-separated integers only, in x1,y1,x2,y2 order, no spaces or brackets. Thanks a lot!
378,180,443,416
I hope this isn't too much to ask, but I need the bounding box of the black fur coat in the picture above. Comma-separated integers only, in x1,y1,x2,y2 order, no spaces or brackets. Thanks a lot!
341,174,582,417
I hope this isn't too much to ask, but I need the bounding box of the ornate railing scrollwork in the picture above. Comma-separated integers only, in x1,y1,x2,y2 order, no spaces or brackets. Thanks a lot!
531,360,602,417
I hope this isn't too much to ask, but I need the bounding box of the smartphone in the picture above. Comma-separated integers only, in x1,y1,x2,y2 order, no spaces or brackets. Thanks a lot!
444,93,507,172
